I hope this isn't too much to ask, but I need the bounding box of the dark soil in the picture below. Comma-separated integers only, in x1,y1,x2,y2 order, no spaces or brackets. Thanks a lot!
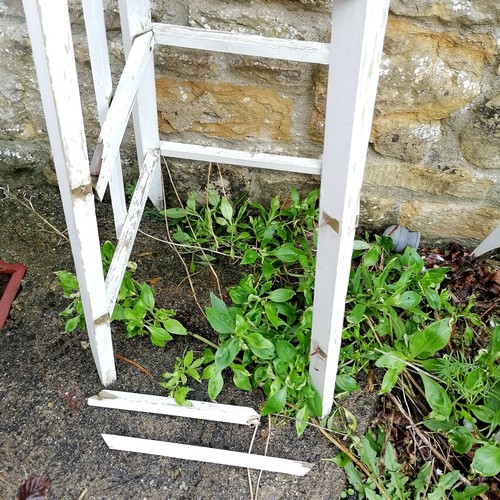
0,187,378,499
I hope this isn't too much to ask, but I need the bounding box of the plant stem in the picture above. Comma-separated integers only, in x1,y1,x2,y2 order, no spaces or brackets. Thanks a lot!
188,331,218,350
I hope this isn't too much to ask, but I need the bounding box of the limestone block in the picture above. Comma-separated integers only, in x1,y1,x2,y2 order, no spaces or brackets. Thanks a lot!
376,19,495,120
364,163,494,199
371,117,441,162
400,201,500,241
390,0,500,24
460,94,500,169
156,77,292,140
359,193,398,227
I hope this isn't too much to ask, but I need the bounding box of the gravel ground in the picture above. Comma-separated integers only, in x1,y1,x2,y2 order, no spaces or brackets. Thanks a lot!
0,186,378,499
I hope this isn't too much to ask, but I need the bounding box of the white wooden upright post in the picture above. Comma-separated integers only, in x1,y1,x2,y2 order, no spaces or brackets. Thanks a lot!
82,0,127,238
118,0,164,210
22,0,116,385
309,0,390,417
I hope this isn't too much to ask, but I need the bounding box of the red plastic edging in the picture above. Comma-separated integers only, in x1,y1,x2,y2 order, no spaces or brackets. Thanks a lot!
0,260,27,330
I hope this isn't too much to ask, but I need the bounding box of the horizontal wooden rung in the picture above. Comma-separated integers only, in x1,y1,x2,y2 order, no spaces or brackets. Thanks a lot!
160,141,322,176
153,23,330,65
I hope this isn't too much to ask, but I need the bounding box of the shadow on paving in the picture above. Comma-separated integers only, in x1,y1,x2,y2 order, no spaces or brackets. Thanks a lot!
0,186,378,499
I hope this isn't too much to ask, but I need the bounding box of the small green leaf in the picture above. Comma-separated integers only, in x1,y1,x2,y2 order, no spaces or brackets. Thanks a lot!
448,426,475,453
421,373,452,420
347,303,365,324
215,338,240,372
231,365,252,391
363,245,381,267
220,197,233,221
264,302,279,328
276,340,296,364
424,287,441,310
246,333,275,359
409,318,451,359
206,293,234,334
268,288,295,303
272,244,305,263
201,363,216,380
472,444,500,476
296,406,309,437
241,248,259,265
335,374,360,393
388,291,422,309
64,315,81,333
162,318,187,335
139,283,155,311
208,372,224,400
452,485,489,500
261,386,287,416
161,207,187,219
352,240,371,251
56,270,79,293
173,386,193,406
379,367,404,394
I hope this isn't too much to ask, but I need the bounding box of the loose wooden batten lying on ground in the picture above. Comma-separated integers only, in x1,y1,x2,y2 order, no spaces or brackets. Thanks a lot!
89,390,312,476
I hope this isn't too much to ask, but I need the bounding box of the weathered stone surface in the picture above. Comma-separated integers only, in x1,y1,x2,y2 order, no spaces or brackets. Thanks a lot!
310,68,327,142
364,163,494,199
155,48,216,79
0,139,52,188
188,2,328,41
390,0,500,24
400,201,500,241
231,57,304,87
376,19,495,120
359,193,397,227
371,118,441,162
156,77,293,140
459,94,500,169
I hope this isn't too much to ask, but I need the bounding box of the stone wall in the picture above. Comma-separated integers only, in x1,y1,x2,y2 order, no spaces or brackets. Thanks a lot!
0,0,499,244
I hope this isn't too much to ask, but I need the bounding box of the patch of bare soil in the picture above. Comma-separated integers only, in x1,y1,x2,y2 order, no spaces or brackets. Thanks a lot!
0,187,378,499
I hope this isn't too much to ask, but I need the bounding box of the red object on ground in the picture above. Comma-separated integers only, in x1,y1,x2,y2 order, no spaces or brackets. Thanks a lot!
0,260,27,330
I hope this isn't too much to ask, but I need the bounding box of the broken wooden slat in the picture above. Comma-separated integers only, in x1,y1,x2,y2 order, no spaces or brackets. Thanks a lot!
81,0,127,237
22,0,116,386
472,225,500,257
153,23,330,65
94,31,154,201
309,0,390,417
118,0,164,210
88,390,260,426
102,434,312,476
160,141,321,175
105,150,159,312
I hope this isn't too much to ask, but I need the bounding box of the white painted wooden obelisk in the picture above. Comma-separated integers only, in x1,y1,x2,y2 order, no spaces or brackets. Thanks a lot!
22,0,390,420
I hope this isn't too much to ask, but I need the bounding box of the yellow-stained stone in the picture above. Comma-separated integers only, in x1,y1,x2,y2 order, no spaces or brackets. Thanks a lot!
364,164,494,199
156,77,292,141
400,201,500,240
377,19,496,121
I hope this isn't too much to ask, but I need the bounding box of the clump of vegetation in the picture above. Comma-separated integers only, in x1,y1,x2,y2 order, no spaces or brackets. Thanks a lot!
57,187,499,496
